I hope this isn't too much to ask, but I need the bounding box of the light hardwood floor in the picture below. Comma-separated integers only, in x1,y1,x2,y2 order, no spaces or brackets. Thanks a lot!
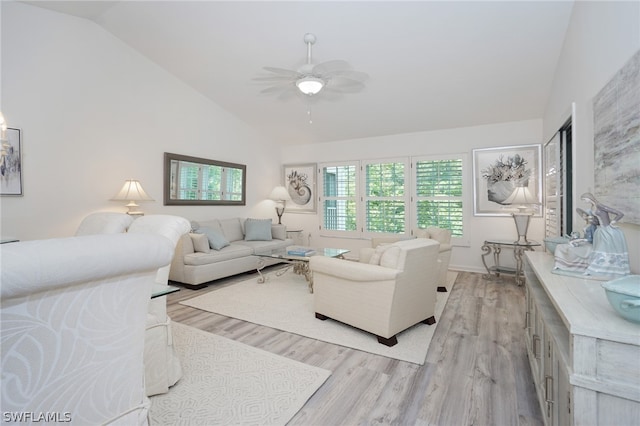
167,268,543,425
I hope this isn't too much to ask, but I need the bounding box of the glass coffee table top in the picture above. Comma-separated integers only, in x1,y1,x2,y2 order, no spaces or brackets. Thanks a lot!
151,284,180,299
255,246,350,260
254,246,350,291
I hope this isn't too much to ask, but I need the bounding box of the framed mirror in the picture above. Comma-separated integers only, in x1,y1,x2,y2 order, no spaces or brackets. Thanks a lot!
164,152,246,206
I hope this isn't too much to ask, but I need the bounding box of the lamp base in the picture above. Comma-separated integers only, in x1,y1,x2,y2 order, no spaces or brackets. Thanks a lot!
275,207,284,225
512,212,532,244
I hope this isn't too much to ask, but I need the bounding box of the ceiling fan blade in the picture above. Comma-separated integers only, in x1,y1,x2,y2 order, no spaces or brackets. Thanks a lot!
312,60,350,76
260,83,294,94
325,80,366,93
263,66,301,78
330,70,369,82
253,75,296,82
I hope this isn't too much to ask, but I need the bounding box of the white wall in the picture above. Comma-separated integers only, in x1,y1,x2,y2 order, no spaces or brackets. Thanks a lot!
280,119,544,273
0,2,281,240
543,0,640,273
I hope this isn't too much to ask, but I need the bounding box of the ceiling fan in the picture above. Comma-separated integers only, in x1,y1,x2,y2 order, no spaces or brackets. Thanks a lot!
255,33,368,99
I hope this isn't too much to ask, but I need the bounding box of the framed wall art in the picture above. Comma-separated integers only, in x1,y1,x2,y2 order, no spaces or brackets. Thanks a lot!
472,144,542,216
283,163,316,213
1,128,23,196
593,49,640,225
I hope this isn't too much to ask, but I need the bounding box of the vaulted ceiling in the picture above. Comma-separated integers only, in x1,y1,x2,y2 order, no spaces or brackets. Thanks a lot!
22,1,575,144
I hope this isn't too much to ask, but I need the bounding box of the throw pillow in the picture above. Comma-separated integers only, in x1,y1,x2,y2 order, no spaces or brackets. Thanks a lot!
244,218,273,241
380,245,402,269
189,233,210,253
197,227,230,251
369,244,391,265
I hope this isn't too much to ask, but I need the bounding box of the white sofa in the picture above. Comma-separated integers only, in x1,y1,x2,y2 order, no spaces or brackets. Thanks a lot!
1,233,174,425
310,238,441,346
169,217,293,289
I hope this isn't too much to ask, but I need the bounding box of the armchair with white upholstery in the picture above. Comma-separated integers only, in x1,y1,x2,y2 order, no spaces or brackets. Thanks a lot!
370,226,452,290
309,238,440,346
75,211,134,236
127,214,191,396
1,233,174,425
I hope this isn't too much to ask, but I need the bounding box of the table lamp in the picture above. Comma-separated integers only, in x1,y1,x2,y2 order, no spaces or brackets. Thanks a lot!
269,185,292,224
504,185,537,244
112,179,154,216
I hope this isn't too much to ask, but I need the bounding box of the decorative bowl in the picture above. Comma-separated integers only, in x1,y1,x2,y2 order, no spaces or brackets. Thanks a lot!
543,236,570,255
601,275,640,324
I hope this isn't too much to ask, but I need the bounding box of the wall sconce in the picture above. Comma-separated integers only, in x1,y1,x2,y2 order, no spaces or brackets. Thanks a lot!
111,179,154,216
268,185,292,225
504,185,538,244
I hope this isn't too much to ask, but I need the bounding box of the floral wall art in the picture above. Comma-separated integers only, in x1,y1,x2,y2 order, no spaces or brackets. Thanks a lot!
472,144,542,216
283,163,316,213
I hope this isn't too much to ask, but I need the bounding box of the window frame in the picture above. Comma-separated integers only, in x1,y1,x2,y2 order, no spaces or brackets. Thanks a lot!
318,161,361,239
319,153,469,245
411,153,469,246
361,157,411,238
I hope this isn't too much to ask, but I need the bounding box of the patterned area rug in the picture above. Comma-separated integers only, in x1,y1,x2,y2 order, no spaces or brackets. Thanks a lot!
149,322,331,425
180,270,454,365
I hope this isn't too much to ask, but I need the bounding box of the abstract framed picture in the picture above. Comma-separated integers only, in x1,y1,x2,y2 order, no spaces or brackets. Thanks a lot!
472,144,542,216
1,128,23,196
283,163,316,213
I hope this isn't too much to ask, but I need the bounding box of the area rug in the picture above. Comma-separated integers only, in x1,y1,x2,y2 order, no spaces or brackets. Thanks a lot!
149,322,331,425
180,270,453,365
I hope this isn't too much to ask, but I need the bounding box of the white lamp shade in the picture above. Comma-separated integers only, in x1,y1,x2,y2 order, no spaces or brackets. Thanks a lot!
112,180,154,202
504,185,537,207
296,77,324,95
269,185,292,202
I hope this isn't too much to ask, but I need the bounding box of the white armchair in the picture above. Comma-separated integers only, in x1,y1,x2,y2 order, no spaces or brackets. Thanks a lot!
127,214,191,396
371,226,452,290
1,234,173,425
310,238,440,346
75,211,134,236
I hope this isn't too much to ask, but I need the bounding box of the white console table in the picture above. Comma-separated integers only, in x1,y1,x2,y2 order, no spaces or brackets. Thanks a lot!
524,252,640,426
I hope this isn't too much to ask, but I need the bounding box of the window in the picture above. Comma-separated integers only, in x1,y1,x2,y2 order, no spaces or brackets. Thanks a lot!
321,162,358,237
413,156,464,237
320,154,467,242
545,117,573,237
363,158,409,234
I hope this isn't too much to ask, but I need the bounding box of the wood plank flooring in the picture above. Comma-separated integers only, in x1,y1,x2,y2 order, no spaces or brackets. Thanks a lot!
166,267,543,425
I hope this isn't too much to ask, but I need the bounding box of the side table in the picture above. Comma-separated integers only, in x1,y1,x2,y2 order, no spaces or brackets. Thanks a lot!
481,239,540,285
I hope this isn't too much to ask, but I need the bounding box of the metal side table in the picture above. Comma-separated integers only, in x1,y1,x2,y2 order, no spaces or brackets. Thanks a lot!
481,239,540,285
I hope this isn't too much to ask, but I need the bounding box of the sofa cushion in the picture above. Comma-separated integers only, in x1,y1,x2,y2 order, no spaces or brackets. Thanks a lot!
244,218,273,241
219,218,244,242
183,243,254,266
380,246,402,269
189,233,210,253
197,227,230,250
271,224,286,241
416,227,452,245
235,238,290,252
369,244,391,265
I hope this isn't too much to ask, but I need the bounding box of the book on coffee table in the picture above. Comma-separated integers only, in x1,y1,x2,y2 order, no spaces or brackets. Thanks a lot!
286,248,316,257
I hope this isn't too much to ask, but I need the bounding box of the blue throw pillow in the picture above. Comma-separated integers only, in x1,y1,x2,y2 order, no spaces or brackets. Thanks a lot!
244,218,273,241
197,227,230,250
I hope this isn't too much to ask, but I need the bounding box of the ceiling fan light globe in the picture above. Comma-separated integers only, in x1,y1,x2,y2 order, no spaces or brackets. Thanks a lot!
296,77,324,95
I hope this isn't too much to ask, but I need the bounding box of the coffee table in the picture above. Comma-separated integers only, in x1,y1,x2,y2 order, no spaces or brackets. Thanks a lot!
254,246,350,293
